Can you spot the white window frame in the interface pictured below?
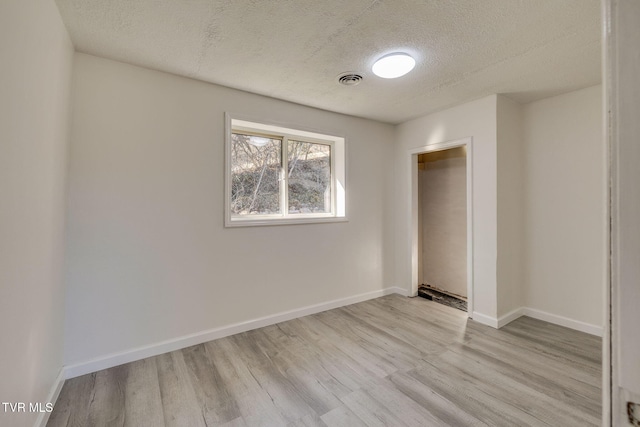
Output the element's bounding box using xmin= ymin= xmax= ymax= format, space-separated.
xmin=225 ymin=114 xmax=347 ymax=227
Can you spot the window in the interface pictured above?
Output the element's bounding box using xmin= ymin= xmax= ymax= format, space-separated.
xmin=225 ymin=116 xmax=346 ymax=226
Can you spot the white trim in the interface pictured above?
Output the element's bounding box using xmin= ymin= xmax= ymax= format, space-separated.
xmin=60 ymin=288 xmax=603 ymax=381
xmin=408 ymin=137 xmax=474 ymax=317
xmin=34 ymin=368 xmax=65 ymax=427
xmin=389 ymin=286 xmax=412 ymax=297
xmin=602 ymin=0 xmax=640 ymax=424
xmin=497 ymin=307 xmax=525 ymax=328
xmin=522 ymin=307 xmax=603 ymax=337
xmin=63 ymin=287 xmax=405 ymax=379
xmin=473 ymin=307 xmax=602 ymax=337
xmin=225 ymin=216 xmax=348 ymax=228
xmin=601 ymin=0 xmax=612 ymax=418
xmin=471 ymin=311 xmax=498 ymax=328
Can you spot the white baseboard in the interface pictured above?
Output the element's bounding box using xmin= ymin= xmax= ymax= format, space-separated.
xmin=497 ymin=307 xmax=525 ymax=328
xmin=64 ymin=287 xmax=403 ymax=379
xmin=521 ymin=307 xmax=603 ymax=337
xmin=62 ymin=290 xmax=603 ymax=380
xmin=471 ymin=311 xmax=498 ymax=328
xmin=474 ymin=306 xmax=602 ymax=336
xmin=388 ymin=286 xmax=411 ymax=297
xmin=35 ymin=368 xmax=65 ymax=427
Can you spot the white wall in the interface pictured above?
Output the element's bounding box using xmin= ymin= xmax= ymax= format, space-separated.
xmin=522 ymin=85 xmax=604 ymax=328
xmin=419 ymin=149 xmax=467 ymax=297
xmin=0 ymin=1 xmax=73 ymax=426
xmin=496 ymin=96 xmax=524 ymax=317
xmin=64 ymin=53 xmax=395 ymax=366
xmin=395 ymin=95 xmax=498 ymax=320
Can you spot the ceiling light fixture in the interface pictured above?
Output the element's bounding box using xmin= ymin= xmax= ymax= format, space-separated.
xmin=372 ymin=53 xmax=416 ymax=79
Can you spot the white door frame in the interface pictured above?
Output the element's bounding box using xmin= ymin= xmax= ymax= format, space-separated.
xmin=604 ymin=0 xmax=640 ymax=425
xmin=408 ymin=137 xmax=474 ymax=317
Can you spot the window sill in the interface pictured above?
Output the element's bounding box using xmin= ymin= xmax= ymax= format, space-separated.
xmin=225 ymin=216 xmax=348 ymax=228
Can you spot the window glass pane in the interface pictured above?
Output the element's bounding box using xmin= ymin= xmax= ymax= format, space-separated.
xmin=231 ymin=133 xmax=282 ymax=216
xmin=287 ymin=141 xmax=331 ymax=214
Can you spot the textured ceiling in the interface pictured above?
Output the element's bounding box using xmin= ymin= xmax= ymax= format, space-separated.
xmin=55 ymin=0 xmax=601 ymax=124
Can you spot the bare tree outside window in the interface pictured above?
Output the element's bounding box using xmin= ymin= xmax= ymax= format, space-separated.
xmin=230 ymin=133 xmax=281 ymax=215
xmin=227 ymin=120 xmax=343 ymax=226
xmin=287 ymin=141 xmax=331 ymax=214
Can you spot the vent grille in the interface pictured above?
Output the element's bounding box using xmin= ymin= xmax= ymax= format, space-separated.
xmin=338 ymin=73 xmax=363 ymax=86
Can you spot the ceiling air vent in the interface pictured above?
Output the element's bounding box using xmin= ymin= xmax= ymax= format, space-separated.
xmin=338 ymin=73 xmax=363 ymax=86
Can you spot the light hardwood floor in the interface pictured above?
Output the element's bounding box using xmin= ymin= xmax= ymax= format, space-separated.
xmin=48 ymin=295 xmax=602 ymax=426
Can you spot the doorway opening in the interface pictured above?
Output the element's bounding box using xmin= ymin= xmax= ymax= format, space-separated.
xmin=410 ymin=138 xmax=473 ymax=316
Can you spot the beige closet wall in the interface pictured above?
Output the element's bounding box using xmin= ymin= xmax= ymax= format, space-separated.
xmin=418 ymin=148 xmax=467 ymax=297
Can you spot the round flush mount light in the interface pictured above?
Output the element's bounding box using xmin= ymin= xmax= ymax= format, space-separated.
xmin=372 ymin=53 xmax=416 ymax=79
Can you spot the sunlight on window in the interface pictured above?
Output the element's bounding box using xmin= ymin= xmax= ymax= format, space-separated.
xmin=226 ymin=116 xmax=346 ymax=227
xmin=230 ymin=133 xmax=282 ymax=216
xmin=287 ymin=141 xmax=331 ymax=214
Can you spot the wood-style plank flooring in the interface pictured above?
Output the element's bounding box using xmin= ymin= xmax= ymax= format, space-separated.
xmin=48 ymin=295 xmax=602 ymax=426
